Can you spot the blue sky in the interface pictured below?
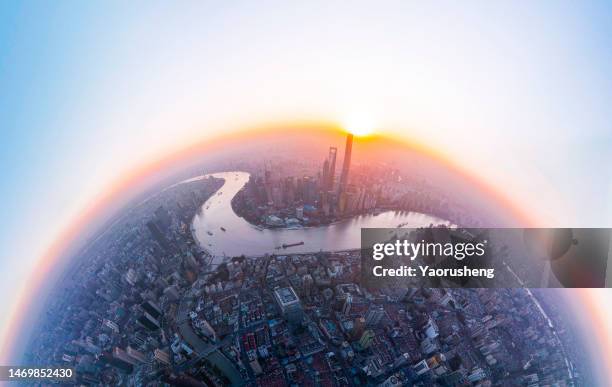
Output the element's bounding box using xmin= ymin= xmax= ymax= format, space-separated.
xmin=1 ymin=0 xmax=612 ymax=360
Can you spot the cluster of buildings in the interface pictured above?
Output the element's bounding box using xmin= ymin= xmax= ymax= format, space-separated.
xmin=25 ymin=176 xmax=229 ymax=385
xmin=179 ymin=249 xmax=582 ymax=386
xmin=23 ymin=160 xmax=588 ymax=386
xmin=233 ymin=133 xmax=479 ymax=229
xmin=233 ymin=133 xmax=374 ymax=228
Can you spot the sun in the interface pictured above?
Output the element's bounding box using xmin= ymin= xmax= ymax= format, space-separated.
xmin=342 ymin=115 xmax=376 ymax=137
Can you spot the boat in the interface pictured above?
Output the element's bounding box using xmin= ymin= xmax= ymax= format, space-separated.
xmin=220 ymin=227 xmax=226 ymax=232
xmin=282 ymin=241 xmax=304 ymax=249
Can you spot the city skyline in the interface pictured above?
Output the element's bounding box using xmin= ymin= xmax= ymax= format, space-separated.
xmin=1 ymin=124 xmax=611 ymax=384
xmin=19 ymin=162 xmax=594 ymax=385
xmin=1 ymin=1 xmax=612 ymax=384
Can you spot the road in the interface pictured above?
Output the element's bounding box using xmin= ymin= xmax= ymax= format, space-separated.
xmin=176 ymin=291 xmax=245 ymax=386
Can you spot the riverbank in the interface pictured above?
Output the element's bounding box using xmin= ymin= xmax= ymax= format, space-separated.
xmin=190 ymin=171 xmax=450 ymax=260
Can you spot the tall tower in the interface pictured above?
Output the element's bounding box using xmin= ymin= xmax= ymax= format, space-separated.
xmin=264 ymin=160 xmax=273 ymax=206
xmin=321 ymin=159 xmax=330 ymax=190
xmin=338 ymin=133 xmax=353 ymax=194
xmin=327 ymin=146 xmax=337 ymax=190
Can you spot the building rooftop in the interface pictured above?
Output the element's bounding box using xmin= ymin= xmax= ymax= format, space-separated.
xmin=274 ymin=287 xmax=299 ymax=305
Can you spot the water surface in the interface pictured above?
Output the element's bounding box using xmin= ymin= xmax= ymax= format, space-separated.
xmin=191 ymin=171 xmax=449 ymax=259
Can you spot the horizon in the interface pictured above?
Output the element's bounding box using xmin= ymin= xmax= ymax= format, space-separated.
xmin=1 ymin=1 xmax=611 ymax=385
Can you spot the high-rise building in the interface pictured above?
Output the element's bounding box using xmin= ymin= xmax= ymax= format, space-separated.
xmin=142 ymin=300 xmax=162 ymax=319
xmin=327 ymin=146 xmax=337 ymax=190
xmin=164 ymin=285 xmax=180 ymax=301
xmin=274 ymin=286 xmax=303 ymax=324
xmin=413 ymin=359 xmax=430 ymax=376
xmin=124 ymin=268 xmax=139 ymax=286
xmin=353 ymin=317 xmax=366 ymax=339
xmin=301 ymin=176 xmax=317 ymax=204
xmin=113 ymin=347 xmax=138 ymax=366
xmin=102 ymin=319 xmax=119 ymax=334
xmin=138 ymin=312 xmax=161 ymax=331
xmin=199 ymin=319 xmax=217 ymax=341
xmin=338 ymin=133 xmax=353 ymax=195
xmin=126 ymin=346 xmax=147 ymax=364
xmin=147 ymin=220 xmax=170 ymax=251
xmin=423 ymin=317 xmax=439 ymax=339
xmin=359 ymin=329 xmax=375 ymax=349
xmin=320 ymin=190 xmax=331 ymax=216
xmin=107 ymin=349 xmax=134 ymax=372
xmin=271 ymin=185 xmax=283 ymax=208
xmin=264 ymin=164 xmax=273 ymax=206
xmin=365 ymin=305 xmax=385 ymax=326
xmin=154 ymin=348 xmax=171 ymax=365
xmin=468 ymin=367 xmax=487 ymax=383
xmin=283 ymin=176 xmax=296 ymax=205
xmin=379 ymin=373 xmax=403 ymax=387
xmin=393 ymin=353 xmax=411 ymax=369
xmin=322 ymin=159 xmax=330 ymax=191
xmin=342 ymin=294 xmax=353 ymax=316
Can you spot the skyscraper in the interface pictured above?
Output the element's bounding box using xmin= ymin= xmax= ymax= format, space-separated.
xmin=327 ymin=146 xmax=337 ymax=190
xmin=154 ymin=349 xmax=171 ymax=365
xmin=274 ymin=286 xmax=303 ymax=324
xmin=322 ymin=158 xmax=330 ymax=190
xmin=365 ymin=305 xmax=384 ymax=326
xmin=342 ymin=293 xmax=353 ymax=316
xmin=138 ymin=312 xmax=161 ymax=331
xmin=264 ymin=162 xmax=273 ymax=206
xmin=359 ymin=329 xmax=375 ymax=349
xmin=338 ymin=133 xmax=353 ymax=195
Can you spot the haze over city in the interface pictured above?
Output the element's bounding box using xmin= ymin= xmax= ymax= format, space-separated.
xmin=1 ymin=1 xmax=612 ymax=385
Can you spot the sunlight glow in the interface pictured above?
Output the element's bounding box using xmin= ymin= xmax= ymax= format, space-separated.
xmin=342 ymin=115 xmax=376 ymax=137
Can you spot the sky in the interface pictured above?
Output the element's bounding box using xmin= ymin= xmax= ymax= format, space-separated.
xmin=1 ymin=0 xmax=611 ymax=370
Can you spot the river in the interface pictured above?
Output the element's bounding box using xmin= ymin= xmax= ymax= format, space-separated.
xmin=190 ymin=171 xmax=449 ymax=260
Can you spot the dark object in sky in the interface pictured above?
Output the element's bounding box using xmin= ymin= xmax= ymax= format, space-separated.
xmin=524 ymin=228 xmax=611 ymax=287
